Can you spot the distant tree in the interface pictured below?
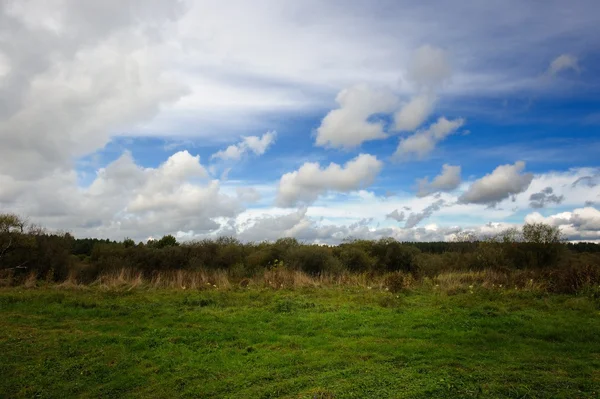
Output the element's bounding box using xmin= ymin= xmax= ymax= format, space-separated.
xmin=154 ymin=234 xmax=179 ymax=249
xmin=521 ymin=223 xmax=563 ymax=244
xmin=123 ymin=238 xmax=135 ymax=248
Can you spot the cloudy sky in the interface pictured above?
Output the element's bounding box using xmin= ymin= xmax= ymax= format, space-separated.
xmin=1 ymin=0 xmax=599 ymax=243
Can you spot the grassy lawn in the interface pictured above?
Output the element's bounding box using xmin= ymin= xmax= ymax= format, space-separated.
xmin=1 ymin=287 xmax=599 ymax=398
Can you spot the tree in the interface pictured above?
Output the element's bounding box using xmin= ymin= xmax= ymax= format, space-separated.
xmin=522 ymin=223 xmax=563 ymax=244
xmin=154 ymin=234 xmax=179 ymax=249
xmin=0 ymin=214 xmax=33 ymax=267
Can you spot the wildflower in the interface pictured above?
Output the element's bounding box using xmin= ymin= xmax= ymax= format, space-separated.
xmin=367 ymin=286 xmax=372 ymax=290
xmin=469 ymin=285 xmax=474 ymax=289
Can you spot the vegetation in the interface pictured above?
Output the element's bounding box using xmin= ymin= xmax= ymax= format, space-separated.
xmin=2 ymin=213 xmax=599 ymax=291
xmin=1 ymin=286 xmax=599 ymax=398
xmin=1 ymin=213 xmax=600 ymax=397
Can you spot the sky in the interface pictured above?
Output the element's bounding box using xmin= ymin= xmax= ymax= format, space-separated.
xmin=1 ymin=0 xmax=600 ymax=243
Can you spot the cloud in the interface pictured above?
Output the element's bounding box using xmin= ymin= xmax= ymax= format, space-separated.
xmin=394 ymin=93 xmax=437 ymax=132
xmin=276 ymin=154 xmax=383 ymax=207
xmin=407 ymin=45 xmax=452 ymax=89
xmin=526 ymin=207 xmax=600 ymax=241
xmin=0 ymin=150 xmax=241 ymax=241
xmin=416 ymin=164 xmax=461 ymax=197
xmin=459 ymin=161 xmax=533 ymax=206
xmin=405 ymin=199 xmax=446 ymax=228
xmin=572 ymin=174 xmax=599 ymax=188
xmin=386 ymin=209 xmax=405 ymax=222
xmin=394 ymin=117 xmax=465 ymax=160
xmin=0 ymin=0 xmax=187 ymax=180
xmin=236 ymin=207 xmax=462 ymax=244
xmin=315 ymin=84 xmax=398 ymax=149
xmin=212 ymin=131 xmax=276 ymax=161
xmin=529 ymin=187 xmax=564 ymax=209
xmin=547 ymin=54 xmax=580 ymax=76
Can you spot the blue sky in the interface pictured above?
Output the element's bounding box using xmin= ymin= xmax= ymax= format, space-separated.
xmin=1 ymin=0 xmax=599 ymax=242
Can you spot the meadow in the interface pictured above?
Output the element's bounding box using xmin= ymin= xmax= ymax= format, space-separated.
xmin=2 ymin=215 xmax=600 ymax=397
xmin=1 ymin=281 xmax=599 ymax=398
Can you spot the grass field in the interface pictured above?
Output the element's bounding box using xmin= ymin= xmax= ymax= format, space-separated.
xmin=1 ymin=286 xmax=599 ymax=398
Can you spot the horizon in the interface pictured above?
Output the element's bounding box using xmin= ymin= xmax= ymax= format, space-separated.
xmin=1 ymin=0 xmax=599 ymax=244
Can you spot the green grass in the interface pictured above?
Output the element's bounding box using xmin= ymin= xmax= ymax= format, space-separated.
xmin=1 ymin=287 xmax=599 ymax=398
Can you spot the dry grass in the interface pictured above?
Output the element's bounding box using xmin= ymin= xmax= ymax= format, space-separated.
xmin=2 ymin=266 xmax=598 ymax=295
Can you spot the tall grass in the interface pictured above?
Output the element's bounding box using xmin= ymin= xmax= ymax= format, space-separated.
xmin=5 ymin=265 xmax=599 ymax=296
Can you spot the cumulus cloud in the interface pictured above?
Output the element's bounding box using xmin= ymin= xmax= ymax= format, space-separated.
xmin=386 ymin=209 xmax=405 ymax=222
xmin=314 ymin=85 xmax=398 ymax=149
xmin=529 ymin=187 xmax=564 ymax=209
xmin=460 ymin=161 xmax=533 ymax=206
xmin=547 ymin=54 xmax=580 ymax=76
xmin=212 ymin=131 xmax=276 ymax=161
xmin=405 ymin=199 xmax=446 ymax=228
xmin=394 ymin=117 xmax=465 ymax=160
xmin=394 ymin=93 xmax=437 ymax=132
xmin=0 ymin=150 xmax=241 ymax=241
xmin=416 ymin=164 xmax=461 ymax=197
xmin=0 ymin=0 xmax=187 ymax=180
xmin=393 ymin=45 xmax=452 ymax=132
xmin=277 ymin=154 xmax=383 ymax=207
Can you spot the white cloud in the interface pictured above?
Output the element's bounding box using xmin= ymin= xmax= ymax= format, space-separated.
xmin=526 ymin=207 xmax=600 ymax=241
xmin=277 ymin=154 xmax=383 ymax=207
xmin=315 ymin=85 xmax=398 ymax=148
xmin=547 ymin=54 xmax=580 ymax=76
xmin=460 ymin=161 xmax=533 ymax=206
xmin=417 ymin=164 xmax=462 ymax=197
xmin=0 ymin=0 xmax=187 ymax=179
xmin=394 ymin=117 xmax=465 ymax=160
xmin=393 ymin=93 xmax=437 ymax=132
xmin=212 ymin=131 xmax=276 ymax=161
xmin=0 ymin=150 xmax=241 ymax=241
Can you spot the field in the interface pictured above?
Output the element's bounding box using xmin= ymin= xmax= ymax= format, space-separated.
xmin=1 ymin=286 xmax=599 ymax=398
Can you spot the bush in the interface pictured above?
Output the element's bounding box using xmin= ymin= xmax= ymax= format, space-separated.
xmin=336 ymin=245 xmax=376 ymax=272
xmin=285 ymin=245 xmax=342 ymax=275
xmin=384 ymin=272 xmax=408 ymax=293
xmin=374 ymin=240 xmax=421 ymax=273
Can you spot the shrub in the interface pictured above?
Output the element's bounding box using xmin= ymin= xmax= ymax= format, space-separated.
xmin=285 ymin=245 xmax=342 ymax=275
xmin=384 ymin=272 xmax=407 ymax=293
xmin=375 ymin=240 xmax=421 ymax=273
xmin=336 ymin=245 xmax=376 ymax=272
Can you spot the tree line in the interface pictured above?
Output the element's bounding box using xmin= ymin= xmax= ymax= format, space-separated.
xmin=1 ymin=213 xmax=599 ymax=284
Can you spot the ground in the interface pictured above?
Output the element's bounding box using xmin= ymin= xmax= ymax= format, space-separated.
xmin=1 ymin=287 xmax=599 ymax=398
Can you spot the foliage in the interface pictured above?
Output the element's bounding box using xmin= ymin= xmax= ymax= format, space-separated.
xmin=1 ymin=213 xmax=599 ymax=285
